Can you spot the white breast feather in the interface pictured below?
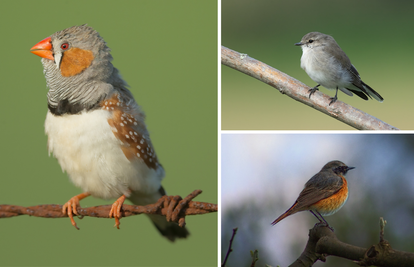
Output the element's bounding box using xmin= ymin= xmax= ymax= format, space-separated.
xmin=45 ymin=109 xmax=163 ymax=199
xmin=300 ymin=46 xmax=352 ymax=90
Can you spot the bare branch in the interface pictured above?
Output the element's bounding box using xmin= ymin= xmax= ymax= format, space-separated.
xmin=0 ymin=190 xmax=216 ymax=228
xmin=222 ymin=227 xmax=238 ymax=267
xmin=221 ymin=46 xmax=398 ymax=130
xmin=379 ymin=217 xmax=387 ymax=243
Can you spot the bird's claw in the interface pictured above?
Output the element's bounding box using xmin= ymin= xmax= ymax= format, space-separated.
xmin=328 ymin=96 xmax=338 ymax=106
xmin=62 ymin=198 xmax=81 ymax=230
xmin=109 ymin=195 xmax=127 ymax=229
xmin=308 ymin=87 xmax=319 ymax=98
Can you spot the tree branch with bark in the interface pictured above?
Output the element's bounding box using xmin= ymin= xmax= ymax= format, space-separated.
xmin=222 ymin=218 xmax=414 ymax=267
xmin=221 ymin=46 xmax=398 ymax=130
xmin=290 ymin=218 xmax=414 ymax=267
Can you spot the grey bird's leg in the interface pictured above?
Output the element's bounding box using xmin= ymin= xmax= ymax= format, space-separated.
xmin=328 ymin=87 xmax=339 ymax=106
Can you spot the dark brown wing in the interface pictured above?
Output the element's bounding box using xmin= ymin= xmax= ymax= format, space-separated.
xmin=294 ymin=172 xmax=344 ymax=211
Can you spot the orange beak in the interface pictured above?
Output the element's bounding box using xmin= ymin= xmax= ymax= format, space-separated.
xmin=30 ymin=37 xmax=54 ymax=60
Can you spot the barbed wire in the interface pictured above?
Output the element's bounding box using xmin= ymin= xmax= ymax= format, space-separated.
xmin=0 ymin=190 xmax=216 ymax=228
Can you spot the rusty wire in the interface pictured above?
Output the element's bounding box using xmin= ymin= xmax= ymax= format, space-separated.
xmin=0 ymin=190 xmax=216 ymax=228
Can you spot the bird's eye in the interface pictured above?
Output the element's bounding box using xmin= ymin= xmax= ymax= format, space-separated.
xmin=309 ymin=39 xmax=314 ymax=43
xmin=61 ymin=43 xmax=69 ymax=50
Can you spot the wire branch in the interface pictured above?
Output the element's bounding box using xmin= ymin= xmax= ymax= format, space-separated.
xmin=0 ymin=190 xmax=216 ymax=228
xmin=221 ymin=46 xmax=398 ymax=130
xmin=289 ymin=218 xmax=414 ymax=267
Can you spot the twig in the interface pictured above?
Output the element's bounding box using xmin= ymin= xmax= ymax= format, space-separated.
xmin=0 ymin=190 xmax=216 ymax=228
xmin=379 ymin=217 xmax=387 ymax=243
xmin=221 ymin=46 xmax=398 ymax=130
xmin=250 ymin=249 xmax=259 ymax=267
xmin=222 ymin=227 xmax=238 ymax=267
xmin=358 ymin=217 xmax=395 ymax=266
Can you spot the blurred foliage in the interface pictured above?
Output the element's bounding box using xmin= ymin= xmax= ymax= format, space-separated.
xmin=222 ymin=0 xmax=414 ymax=130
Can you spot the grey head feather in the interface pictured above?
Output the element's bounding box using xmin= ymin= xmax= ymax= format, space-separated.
xmin=43 ymin=24 xmax=134 ymax=112
xmin=301 ymin=32 xmax=353 ymax=70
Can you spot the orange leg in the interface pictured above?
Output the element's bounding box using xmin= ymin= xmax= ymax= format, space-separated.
xmin=62 ymin=192 xmax=91 ymax=230
xmin=109 ymin=194 xmax=127 ymax=229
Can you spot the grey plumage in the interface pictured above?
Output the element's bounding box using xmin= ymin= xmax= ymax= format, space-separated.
xmin=296 ymin=32 xmax=383 ymax=104
xmin=43 ymin=25 xmax=132 ymax=112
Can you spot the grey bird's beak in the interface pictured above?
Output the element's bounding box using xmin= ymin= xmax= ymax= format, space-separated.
xmin=294 ymin=42 xmax=303 ymax=46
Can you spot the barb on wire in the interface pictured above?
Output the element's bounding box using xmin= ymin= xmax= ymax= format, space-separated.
xmin=0 ymin=190 xmax=216 ymax=228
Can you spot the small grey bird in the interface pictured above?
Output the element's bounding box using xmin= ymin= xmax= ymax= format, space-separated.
xmin=295 ymin=32 xmax=383 ymax=105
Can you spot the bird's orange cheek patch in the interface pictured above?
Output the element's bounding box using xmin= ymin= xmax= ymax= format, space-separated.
xmin=60 ymin=48 xmax=94 ymax=77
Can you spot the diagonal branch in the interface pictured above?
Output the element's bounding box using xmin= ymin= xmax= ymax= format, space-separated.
xmin=221 ymin=46 xmax=398 ymax=130
xmin=0 ymin=190 xmax=216 ymax=228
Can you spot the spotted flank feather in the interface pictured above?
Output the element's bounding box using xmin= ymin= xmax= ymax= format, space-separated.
xmin=101 ymin=93 xmax=160 ymax=170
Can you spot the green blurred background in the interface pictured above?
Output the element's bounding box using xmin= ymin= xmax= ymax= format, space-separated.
xmin=222 ymin=0 xmax=414 ymax=130
xmin=0 ymin=1 xmax=217 ymax=266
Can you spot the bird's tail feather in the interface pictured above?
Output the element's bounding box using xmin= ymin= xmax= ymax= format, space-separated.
xmin=271 ymin=202 xmax=299 ymax=226
xmin=147 ymin=214 xmax=189 ymax=242
xmin=362 ymin=81 xmax=384 ymax=102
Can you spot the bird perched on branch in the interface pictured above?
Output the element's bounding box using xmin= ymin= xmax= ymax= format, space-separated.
xmin=271 ymin=160 xmax=355 ymax=229
xmin=30 ymin=24 xmax=189 ymax=241
xmin=295 ymin=32 xmax=384 ymax=105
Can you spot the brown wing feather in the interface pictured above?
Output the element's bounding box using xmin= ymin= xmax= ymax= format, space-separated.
xmin=101 ymin=92 xmax=161 ymax=170
xmin=293 ymin=172 xmax=344 ymax=211
xmin=271 ymin=175 xmax=343 ymax=225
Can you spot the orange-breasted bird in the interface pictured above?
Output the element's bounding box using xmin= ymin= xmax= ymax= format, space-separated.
xmin=271 ymin=160 xmax=355 ymax=229
xmin=30 ymin=25 xmax=189 ymax=241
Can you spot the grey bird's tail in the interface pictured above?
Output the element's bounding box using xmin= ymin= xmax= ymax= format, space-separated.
xmin=128 ymin=187 xmax=189 ymax=242
xmin=361 ymin=81 xmax=384 ymax=102
xmin=347 ymin=64 xmax=384 ymax=102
